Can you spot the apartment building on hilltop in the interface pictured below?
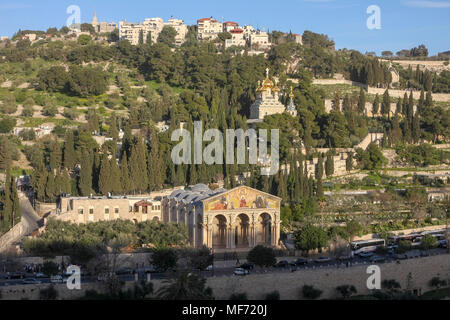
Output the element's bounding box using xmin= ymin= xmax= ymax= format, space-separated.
xmin=119 ymin=17 xmax=187 ymax=45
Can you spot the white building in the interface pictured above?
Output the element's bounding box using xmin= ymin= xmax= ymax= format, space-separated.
xmin=225 ymin=28 xmax=246 ymax=48
xmin=197 ymin=17 xmax=223 ymax=40
xmin=119 ymin=17 xmax=187 ymax=45
xmin=164 ymin=18 xmax=188 ymax=46
xmin=224 ymin=21 xmax=239 ymax=32
xmin=249 ymin=30 xmax=271 ymax=50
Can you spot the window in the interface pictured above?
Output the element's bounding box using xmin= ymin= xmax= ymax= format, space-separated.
xmin=115 ymin=208 xmax=119 ymax=214
xmin=142 ymin=206 xmax=148 ymax=214
xmin=89 ymin=208 xmax=94 ymax=214
xmin=105 ymin=207 xmax=110 ymax=214
xmin=78 ymin=208 xmax=84 ymax=214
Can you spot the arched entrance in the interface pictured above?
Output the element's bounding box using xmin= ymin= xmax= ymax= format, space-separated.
xmin=258 ymin=213 xmax=272 ymax=245
xmin=212 ymin=215 xmax=227 ymax=249
xmin=235 ymin=214 xmax=250 ymax=248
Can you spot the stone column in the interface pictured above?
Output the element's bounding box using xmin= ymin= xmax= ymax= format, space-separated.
xmin=192 ymin=213 xmax=197 ymax=248
xmin=230 ymin=225 xmax=236 ymax=249
xmin=226 ymin=226 xmax=232 ymax=249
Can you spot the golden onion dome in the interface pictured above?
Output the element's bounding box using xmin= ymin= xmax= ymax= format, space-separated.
xmin=272 ymin=80 xmax=280 ymax=93
xmin=289 ymin=86 xmax=294 ymax=98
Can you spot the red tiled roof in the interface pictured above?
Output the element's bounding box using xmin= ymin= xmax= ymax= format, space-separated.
xmin=224 ymin=21 xmax=238 ymax=25
xmin=230 ymin=28 xmax=243 ymax=33
xmin=135 ymin=200 xmax=153 ymax=207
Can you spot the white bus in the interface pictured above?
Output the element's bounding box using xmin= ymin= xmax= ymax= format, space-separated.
xmin=350 ymin=239 xmax=386 ymax=256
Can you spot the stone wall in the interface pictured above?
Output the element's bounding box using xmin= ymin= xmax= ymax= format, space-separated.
xmin=34 ymin=201 xmax=57 ymax=217
xmin=0 ymin=221 xmax=24 ymax=252
xmin=205 ymin=254 xmax=450 ymax=300
xmin=1 ymin=254 xmax=448 ymax=300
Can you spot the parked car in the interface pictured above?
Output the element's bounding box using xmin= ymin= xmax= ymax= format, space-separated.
xmin=314 ymin=256 xmax=331 ymax=263
xmin=370 ymin=255 xmax=385 ymax=263
xmin=204 ymin=265 xmax=213 ymax=271
xmin=7 ymin=272 xmax=26 ymax=279
xmin=393 ymin=253 xmax=408 ymax=260
xmin=406 ymin=250 xmax=421 ymax=259
xmin=34 ymin=272 xmax=47 ymax=278
xmin=274 ymin=260 xmax=289 ymax=268
xmin=233 ymin=268 xmax=249 ymax=276
xmin=115 ymin=268 xmax=134 ymax=275
xmin=292 ymin=258 xmax=309 ymax=266
xmin=358 ymin=252 xmax=374 ymax=258
xmin=50 ymin=275 xmax=63 ymax=283
xmin=239 ymin=263 xmax=254 ymax=270
xmin=97 ymin=272 xmax=114 ymax=281
xmin=22 ymin=278 xmax=42 ymax=285
xmin=438 ymin=240 xmax=448 ymax=248
xmin=337 ymin=255 xmax=352 ymax=261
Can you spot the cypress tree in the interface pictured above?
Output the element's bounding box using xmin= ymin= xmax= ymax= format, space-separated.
xmin=402 ymin=92 xmax=408 ymax=116
xmin=412 ymin=114 xmax=421 ymax=143
xmin=418 ymin=89 xmax=425 ymax=114
xmin=108 ymin=113 xmax=119 ymax=140
xmin=148 ymin=130 xmax=165 ymax=191
xmin=78 ymin=151 xmax=92 ymax=196
xmin=325 ymin=153 xmax=334 ymax=177
xmin=63 ymin=130 xmax=76 ymax=169
xmin=99 ymin=155 xmax=112 ymax=195
xmin=425 ymin=90 xmax=433 ymax=107
xmin=372 ymin=94 xmax=380 ymax=117
xmin=2 ymin=167 xmax=12 ymax=229
xmin=381 ymin=89 xmax=390 ymax=118
xmin=316 ymin=153 xmax=324 ymax=180
xmin=10 ymin=175 xmax=20 ymax=226
xmin=49 ymin=140 xmax=62 ymax=172
xmin=61 ymin=170 xmax=71 ymax=194
xmin=346 ymin=152 xmax=353 ymax=172
xmin=120 ymin=156 xmax=131 ymax=194
xmin=357 ymin=87 xmax=366 ymax=114
xmin=45 ymin=172 xmax=56 ymax=202
xmin=110 ymin=158 xmax=122 ymax=194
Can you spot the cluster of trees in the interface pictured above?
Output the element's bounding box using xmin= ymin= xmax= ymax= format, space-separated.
xmin=37 ymin=65 xmax=108 ymax=97
xmin=396 ymin=44 xmax=428 ymax=58
xmin=22 ymin=219 xmax=188 ymax=261
xmin=349 ymin=51 xmax=392 ymax=87
xmin=395 ymin=143 xmax=448 ymax=167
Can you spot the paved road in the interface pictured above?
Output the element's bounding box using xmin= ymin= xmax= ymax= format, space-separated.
xmin=1 ymin=249 xmax=447 ymax=287
xmin=18 ymin=192 xmax=42 ymax=235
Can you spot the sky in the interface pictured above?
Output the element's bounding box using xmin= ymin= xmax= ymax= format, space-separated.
xmin=0 ymin=0 xmax=449 ymax=55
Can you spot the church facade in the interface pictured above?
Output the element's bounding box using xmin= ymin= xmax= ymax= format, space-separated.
xmin=249 ymin=69 xmax=297 ymax=120
xmin=161 ymin=185 xmax=281 ymax=251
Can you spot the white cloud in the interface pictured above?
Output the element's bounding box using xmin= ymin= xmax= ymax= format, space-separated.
xmin=403 ymin=1 xmax=450 ymax=8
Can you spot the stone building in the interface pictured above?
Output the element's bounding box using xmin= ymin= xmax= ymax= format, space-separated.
xmin=249 ymin=30 xmax=270 ymax=50
xmin=57 ymin=196 xmax=161 ymax=224
xmin=119 ymin=17 xmax=187 ymax=45
xmin=249 ymin=69 xmax=286 ymax=120
xmin=197 ymin=17 xmax=223 ymax=40
xmin=225 ymin=28 xmax=246 ymax=48
xmin=165 ymin=18 xmax=188 ymax=46
xmin=91 ymin=10 xmax=117 ymax=34
xmin=162 ymin=184 xmax=281 ymax=251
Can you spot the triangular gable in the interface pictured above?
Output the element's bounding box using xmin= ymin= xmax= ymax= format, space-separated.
xmin=202 ymin=186 xmax=281 ymax=211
